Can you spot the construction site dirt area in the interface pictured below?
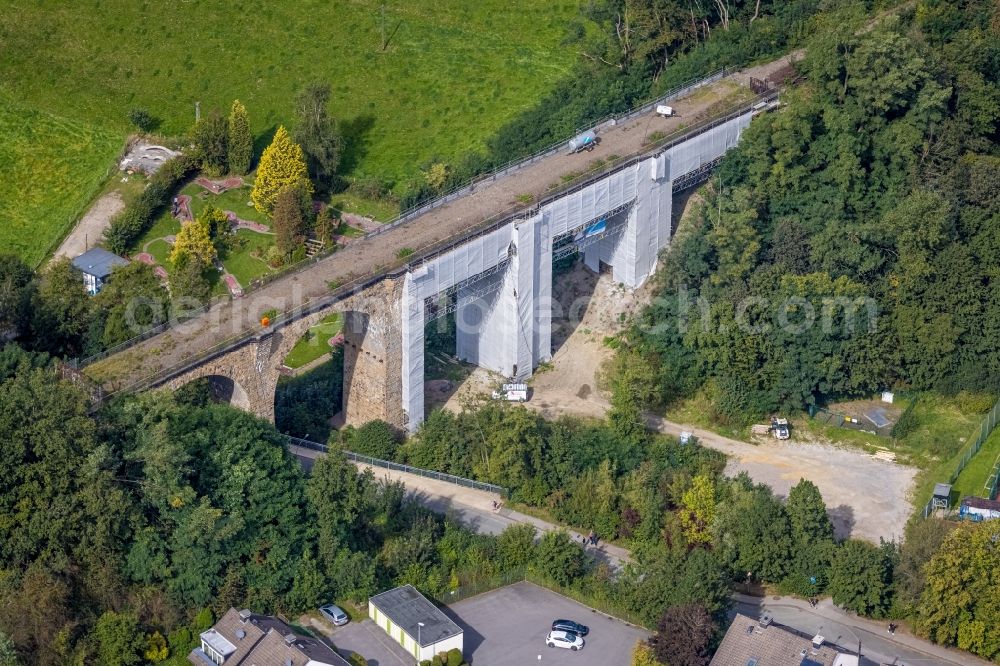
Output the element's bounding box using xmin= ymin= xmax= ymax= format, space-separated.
xmin=825 ymin=398 xmax=904 ymax=430
xmin=431 ymin=260 xmax=917 ymax=544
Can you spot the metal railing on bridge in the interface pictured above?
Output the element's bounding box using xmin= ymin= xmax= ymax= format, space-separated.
xmin=89 ymin=90 xmax=778 ymax=398
xmin=282 ymin=434 xmax=509 ymax=497
xmin=75 ymin=67 xmax=730 ymax=371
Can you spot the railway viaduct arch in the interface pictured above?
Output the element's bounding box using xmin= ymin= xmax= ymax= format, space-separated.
xmin=163 ymin=278 xmax=405 ymax=427
xmin=125 ymin=101 xmax=772 ymax=432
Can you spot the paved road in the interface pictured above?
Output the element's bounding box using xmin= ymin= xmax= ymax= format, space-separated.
xmin=84 ymin=56 xmax=799 ymax=390
xmin=287 ymin=444 xmax=974 ymax=665
xmin=732 ymin=593 xmax=986 ymax=666
xmin=288 ymin=444 xmax=631 ymax=569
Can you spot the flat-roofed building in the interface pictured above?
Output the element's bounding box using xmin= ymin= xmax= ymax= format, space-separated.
xmin=368 ymin=584 xmax=464 ymax=662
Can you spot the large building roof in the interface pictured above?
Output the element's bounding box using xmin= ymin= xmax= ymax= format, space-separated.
xmin=71 ymin=247 xmax=128 ymax=279
xmin=369 ymin=584 xmax=463 ymax=647
xmin=189 ymin=608 xmax=350 ymax=666
xmin=711 ymin=613 xmax=843 ymax=666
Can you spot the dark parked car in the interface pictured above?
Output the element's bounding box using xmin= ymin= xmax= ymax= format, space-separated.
xmin=552 ymin=619 xmax=589 ymax=636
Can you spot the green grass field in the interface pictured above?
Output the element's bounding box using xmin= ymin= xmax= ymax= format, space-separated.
xmin=1 ymin=0 xmax=582 ymax=263
xmin=952 ymin=429 xmax=1000 ymax=501
xmin=186 ymin=182 xmax=270 ymax=227
xmin=283 ymin=314 xmax=343 ymax=369
xmin=0 ymin=93 xmax=121 ymax=266
xmin=224 ymin=230 xmax=274 ymax=286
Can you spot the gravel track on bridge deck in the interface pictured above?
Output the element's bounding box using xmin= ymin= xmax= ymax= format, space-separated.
xmin=86 ymin=56 xmax=800 ymax=388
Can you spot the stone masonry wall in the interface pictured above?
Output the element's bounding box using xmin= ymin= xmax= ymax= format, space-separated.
xmin=161 ymin=276 xmax=406 ymax=430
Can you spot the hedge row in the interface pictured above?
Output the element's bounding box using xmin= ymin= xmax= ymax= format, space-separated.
xmin=398 ymin=0 xmax=821 ymax=211
xmin=104 ymin=154 xmax=198 ymax=255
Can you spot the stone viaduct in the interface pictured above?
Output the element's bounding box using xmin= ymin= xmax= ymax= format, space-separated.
xmin=147 ymin=101 xmax=773 ymax=432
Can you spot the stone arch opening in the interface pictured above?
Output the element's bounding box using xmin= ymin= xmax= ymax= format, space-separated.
xmin=198 ymin=374 xmax=251 ymax=411
xmin=273 ymin=306 xmax=397 ymax=440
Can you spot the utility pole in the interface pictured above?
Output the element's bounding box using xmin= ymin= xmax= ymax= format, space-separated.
xmin=195 ymin=101 xmax=201 ymax=123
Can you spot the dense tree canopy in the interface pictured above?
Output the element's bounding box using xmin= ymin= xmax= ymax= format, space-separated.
xmin=617 ymin=1 xmax=1000 ymax=418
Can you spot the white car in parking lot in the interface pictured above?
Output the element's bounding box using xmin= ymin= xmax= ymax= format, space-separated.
xmin=546 ymin=630 xmax=585 ymax=651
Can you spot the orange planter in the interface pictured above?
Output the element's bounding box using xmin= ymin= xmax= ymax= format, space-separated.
xmin=261 ymin=316 xmax=270 ymax=327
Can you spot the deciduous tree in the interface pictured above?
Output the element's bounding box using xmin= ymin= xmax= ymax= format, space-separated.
xmin=30 ymin=257 xmax=91 ymax=356
xmin=679 ymin=474 xmax=715 ymax=545
xmin=94 ymin=611 xmax=145 ymax=666
xmin=0 ymin=255 xmax=33 ymax=338
xmin=191 ymin=109 xmax=229 ymax=177
xmin=630 ymin=640 xmax=661 ymax=666
xmin=918 ymin=521 xmax=1000 ymax=658
xmin=95 ymin=262 xmax=169 ymax=348
xmin=649 ymin=603 xmax=714 ymax=666
xmin=293 ymin=83 xmax=342 ymax=188
xmin=0 ymin=631 xmax=19 ymax=666
xmin=533 ymin=531 xmax=585 ymax=585
xmin=829 ymin=540 xmax=895 ymax=617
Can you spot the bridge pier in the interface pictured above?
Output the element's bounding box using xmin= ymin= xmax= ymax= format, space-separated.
xmin=141 ymin=108 xmax=762 ymax=435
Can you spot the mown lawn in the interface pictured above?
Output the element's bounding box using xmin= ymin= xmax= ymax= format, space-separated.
xmin=223 ymin=230 xmax=274 ymax=286
xmin=2 ymin=0 xmax=582 ymax=204
xmin=0 ymin=93 xmax=121 ymax=266
xmin=952 ymin=428 xmax=1000 ymax=501
xmin=330 ymin=191 xmax=401 ymax=222
xmin=283 ymin=314 xmax=343 ymax=369
xmin=185 ymin=181 xmax=270 ymax=227
xmin=145 ymin=239 xmax=172 ymax=267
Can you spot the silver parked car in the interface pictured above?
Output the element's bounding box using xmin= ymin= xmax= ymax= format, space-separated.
xmin=319 ymin=604 xmax=349 ymax=626
xmin=546 ymin=630 xmax=585 ymax=651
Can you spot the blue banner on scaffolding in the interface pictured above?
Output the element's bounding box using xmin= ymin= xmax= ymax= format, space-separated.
xmin=575 ymin=218 xmax=606 ymax=241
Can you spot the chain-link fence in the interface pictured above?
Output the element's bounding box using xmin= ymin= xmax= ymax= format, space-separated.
xmin=922 ymin=396 xmax=1000 ymax=518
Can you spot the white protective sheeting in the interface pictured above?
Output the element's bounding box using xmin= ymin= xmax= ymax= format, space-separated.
xmin=455 ymin=268 xmax=515 ymax=374
xmin=401 ymin=271 xmax=425 ymax=430
xmin=664 ymin=112 xmax=752 ymax=181
xmin=408 ymin=223 xmax=515 ymax=302
xmin=610 ymin=158 xmax=673 ymax=287
xmin=530 ymin=213 xmax=553 ymax=365
xmin=543 ymin=167 xmax=639 ymax=238
xmin=399 ymin=110 xmax=758 ymax=430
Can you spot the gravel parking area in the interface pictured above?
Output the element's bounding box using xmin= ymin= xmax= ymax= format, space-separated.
xmin=450 ymin=581 xmax=648 ymax=665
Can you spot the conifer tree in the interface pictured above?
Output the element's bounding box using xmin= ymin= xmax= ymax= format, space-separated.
xmin=228 ymin=100 xmax=253 ymax=175
xmin=272 ymin=186 xmax=307 ymax=255
xmin=251 ymin=126 xmax=312 ymax=215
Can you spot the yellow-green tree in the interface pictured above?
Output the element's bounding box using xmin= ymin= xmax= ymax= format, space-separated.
xmin=630 ymin=640 xmax=662 ymax=666
xmin=679 ymin=474 xmax=715 ymax=545
xmin=424 ymin=162 xmax=449 ymax=190
xmin=251 ymin=126 xmax=313 ymax=215
xmin=170 ymin=219 xmax=216 ymax=267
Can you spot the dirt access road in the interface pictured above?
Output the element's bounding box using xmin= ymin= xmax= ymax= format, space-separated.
xmin=439 ymin=257 xmax=917 ymax=544
xmin=53 ymin=190 xmax=125 ymax=261
xmin=85 ymin=55 xmax=797 ymax=388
